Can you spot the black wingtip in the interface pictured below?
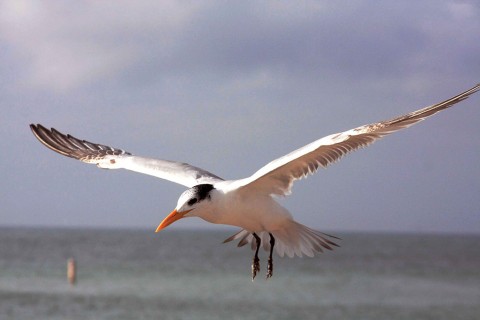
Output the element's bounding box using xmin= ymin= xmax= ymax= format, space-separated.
xmin=30 ymin=123 xmax=49 ymax=136
xmin=30 ymin=123 xmax=77 ymax=158
xmin=30 ymin=123 xmax=132 ymax=160
xmin=29 ymin=123 xmax=38 ymax=132
xmin=29 ymin=123 xmax=43 ymax=141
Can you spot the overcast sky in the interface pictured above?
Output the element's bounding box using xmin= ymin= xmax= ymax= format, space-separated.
xmin=1 ymin=0 xmax=479 ymax=233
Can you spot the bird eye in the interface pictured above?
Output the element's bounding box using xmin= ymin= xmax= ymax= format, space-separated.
xmin=187 ymin=198 xmax=198 ymax=206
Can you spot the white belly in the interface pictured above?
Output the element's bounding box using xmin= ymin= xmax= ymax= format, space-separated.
xmin=208 ymin=192 xmax=293 ymax=232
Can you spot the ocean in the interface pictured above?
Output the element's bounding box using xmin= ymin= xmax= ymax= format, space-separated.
xmin=0 ymin=228 xmax=479 ymax=320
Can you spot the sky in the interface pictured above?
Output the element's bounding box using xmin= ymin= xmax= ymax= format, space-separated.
xmin=1 ymin=0 xmax=479 ymax=233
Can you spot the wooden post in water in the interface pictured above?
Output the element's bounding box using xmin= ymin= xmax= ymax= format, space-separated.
xmin=67 ymin=258 xmax=76 ymax=285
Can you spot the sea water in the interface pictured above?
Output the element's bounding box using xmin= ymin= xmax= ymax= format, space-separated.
xmin=0 ymin=228 xmax=479 ymax=320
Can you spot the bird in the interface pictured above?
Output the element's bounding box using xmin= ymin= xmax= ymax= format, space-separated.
xmin=30 ymin=84 xmax=479 ymax=280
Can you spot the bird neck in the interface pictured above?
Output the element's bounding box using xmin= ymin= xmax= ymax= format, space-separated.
xmin=192 ymin=189 xmax=225 ymax=225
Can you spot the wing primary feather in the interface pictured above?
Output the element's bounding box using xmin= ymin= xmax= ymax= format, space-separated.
xmin=50 ymin=128 xmax=80 ymax=151
xmin=30 ymin=124 xmax=132 ymax=161
xmin=31 ymin=124 xmax=74 ymax=158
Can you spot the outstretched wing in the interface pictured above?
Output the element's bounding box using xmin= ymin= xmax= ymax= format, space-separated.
xmin=225 ymin=84 xmax=479 ymax=196
xmin=30 ymin=124 xmax=224 ymax=187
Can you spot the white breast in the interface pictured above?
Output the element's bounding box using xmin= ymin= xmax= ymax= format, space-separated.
xmin=202 ymin=188 xmax=293 ymax=232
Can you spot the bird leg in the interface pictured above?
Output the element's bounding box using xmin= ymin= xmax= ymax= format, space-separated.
xmin=251 ymin=233 xmax=261 ymax=281
xmin=266 ymin=233 xmax=275 ymax=279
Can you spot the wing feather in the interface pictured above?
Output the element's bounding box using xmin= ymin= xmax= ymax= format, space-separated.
xmin=30 ymin=124 xmax=223 ymax=187
xmin=226 ymin=84 xmax=480 ymax=196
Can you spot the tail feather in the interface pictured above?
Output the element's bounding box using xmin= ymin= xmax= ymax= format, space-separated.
xmin=222 ymin=221 xmax=340 ymax=258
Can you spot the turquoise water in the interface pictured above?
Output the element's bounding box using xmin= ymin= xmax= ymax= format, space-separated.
xmin=0 ymin=228 xmax=479 ymax=319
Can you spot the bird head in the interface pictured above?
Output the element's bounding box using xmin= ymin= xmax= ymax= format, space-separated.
xmin=155 ymin=184 xmax=215 ymax=232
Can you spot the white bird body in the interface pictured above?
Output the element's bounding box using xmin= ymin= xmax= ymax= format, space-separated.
xmin=30 ymin=84 xmax=479 ymax=278
xmin=202 ymin=187 xmax=292 ymax=231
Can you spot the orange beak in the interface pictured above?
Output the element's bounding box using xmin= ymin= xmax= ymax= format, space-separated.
xmin=155 ymin=209 xmax=192 ymax=232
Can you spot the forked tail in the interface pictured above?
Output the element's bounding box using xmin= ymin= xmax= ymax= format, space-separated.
xmin=223 ymin=221 xmax=340 ymax=258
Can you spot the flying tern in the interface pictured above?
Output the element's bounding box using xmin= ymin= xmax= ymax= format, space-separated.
xmin=30 ymin=84 xmax=479 ymax=280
